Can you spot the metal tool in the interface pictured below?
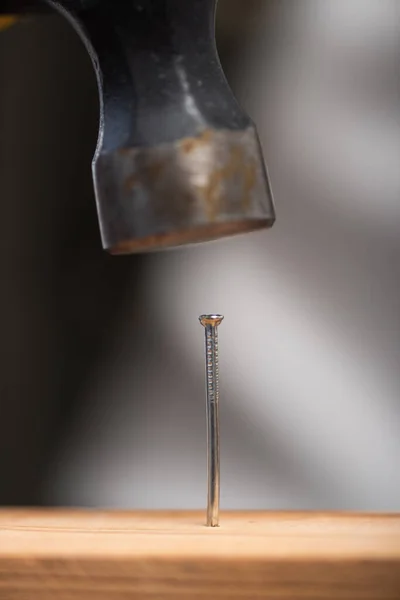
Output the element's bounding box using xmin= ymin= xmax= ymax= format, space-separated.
xmin=1 ymin=0 xmax=275 ymax=254
xmin=199 ymin=314 xmax=224 ymax=527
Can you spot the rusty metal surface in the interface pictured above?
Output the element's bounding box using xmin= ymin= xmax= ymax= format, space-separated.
xmin=95 ymin=127 xmax=274 ymax=253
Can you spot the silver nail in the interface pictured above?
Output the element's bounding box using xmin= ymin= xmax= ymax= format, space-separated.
xmin=199 ymin=314 xmax=224 ymax=527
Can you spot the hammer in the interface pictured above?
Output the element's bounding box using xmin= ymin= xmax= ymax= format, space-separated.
xmin=1 ymin=0 xmax=275 ymax=254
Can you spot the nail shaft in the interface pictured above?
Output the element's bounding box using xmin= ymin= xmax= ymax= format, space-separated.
xmin=199 ymin=314 xmax=224 ymax=527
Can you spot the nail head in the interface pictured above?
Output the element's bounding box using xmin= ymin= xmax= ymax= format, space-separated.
xmin=199 ymin=314 xmax=224 ymax=327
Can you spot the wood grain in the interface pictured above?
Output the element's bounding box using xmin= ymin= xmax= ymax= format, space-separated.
xmin=0 ymin=510 xmax=399 ymax=599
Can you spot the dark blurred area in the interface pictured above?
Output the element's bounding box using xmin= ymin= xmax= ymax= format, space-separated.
xmin=1 ymin=0 xmax=400 ymax=510
xmin=0 ymin=7 xmax=139 ymax=504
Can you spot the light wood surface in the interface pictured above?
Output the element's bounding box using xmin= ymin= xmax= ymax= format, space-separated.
xmin=1 ymin=510 xmax=400 ymax=599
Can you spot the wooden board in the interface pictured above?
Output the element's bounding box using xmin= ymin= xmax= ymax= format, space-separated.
xmin=1 ymin=510 xmax=400 ymax=599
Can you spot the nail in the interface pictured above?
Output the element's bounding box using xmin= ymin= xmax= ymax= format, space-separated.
xmin=199 ymin=314 xmax=224 ymax=527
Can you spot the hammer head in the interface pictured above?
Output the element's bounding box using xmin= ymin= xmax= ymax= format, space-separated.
xmin=52 ymin=0 xmax=275 ymax=253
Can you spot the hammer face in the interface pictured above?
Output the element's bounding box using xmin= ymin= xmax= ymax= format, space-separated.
xmin=95 ymin=127 xmax=274 ymax=254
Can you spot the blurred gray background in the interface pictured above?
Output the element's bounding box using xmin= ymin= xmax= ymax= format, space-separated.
xmin=1 ymin=0 xmax=399 ymax=510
